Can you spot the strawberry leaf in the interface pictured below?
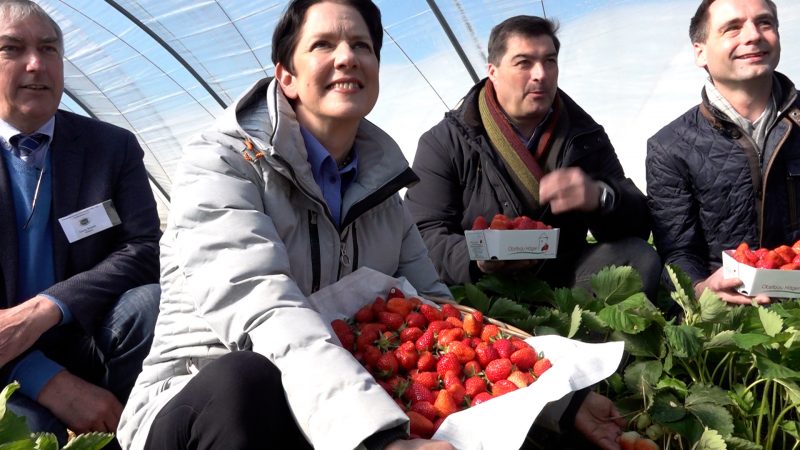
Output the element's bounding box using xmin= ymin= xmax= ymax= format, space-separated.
xmin=723 ymin=436 xmax=762 ymax=450
xmin=667 ymin=265 xmax=698 ymax=319
xmin=0 ymin=440 xmax=35 ymax=450
xmin=757 ymin=306 xmax=783 ymax=337
xmin=567 ymin=305 xmax=582 ymax=338
xmin=487 ymin=297 xmax=530 ymax=322
xmin=611 ymin=326 xmax=663 ymax=358
xmin=754 ymin=355 xmax=800 ymax=380
xmin=664 ymin=324 xmax=704 ymax=359
xmin=623 ymin=360 xmax=663 ymax=395
xmin=33 ymin=433 xmax=58 ymax=450
xmin=656 ymin=376 xmax=688 ymax=396
xmin=694 ymin=428 xmax=727 ymax=450
xmin=703 ymin=330 xmax=737 ymax=352
xmin=462 ymin=283 xmax=490 ymax=313
xmin=688 ymin=403 xmax=734 ymax=438
xmin=698 ymin=289 xmax=728 ymax=324
xmin=686 ymin=384 xmax=733 ymax=407
xmin=0 ymin=382 xmax=19 ymax=419
xmin=590 ymin=265 xmax=643 ymax=305
xmin=62 ymin=432 xmax=115 ymax=450
xmin=731 ymin=333 xmax=772 ymax=350
xmin=580 ymin=310 xmax=608 ymax=332
xmin=649 ymin=390 xmax=686 ymax=423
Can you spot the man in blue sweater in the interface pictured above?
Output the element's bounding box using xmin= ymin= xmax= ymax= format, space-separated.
xmin=0 ymin=0 xmax=160 ymax=445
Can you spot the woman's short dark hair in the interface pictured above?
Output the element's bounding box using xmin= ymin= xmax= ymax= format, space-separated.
xmin=271 ymin=0 xmax=383 ymax=73
xmin=487 ymin=16 xmax=560 ymax=65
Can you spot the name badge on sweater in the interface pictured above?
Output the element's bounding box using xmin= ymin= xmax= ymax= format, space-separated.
xmin=58 ymin=200 xmax=121 ymax=243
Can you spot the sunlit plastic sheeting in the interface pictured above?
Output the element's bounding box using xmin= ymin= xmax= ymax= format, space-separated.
xmin=35 ymin=0 xmax=800 ymax=222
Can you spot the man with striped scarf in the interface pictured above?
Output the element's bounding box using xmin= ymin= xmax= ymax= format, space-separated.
xmin=406 ymin=15 xmax=660 ymax=301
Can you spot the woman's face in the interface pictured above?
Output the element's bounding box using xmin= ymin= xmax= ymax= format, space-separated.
xmin=277 ymin=1 xmax=379 ymax=132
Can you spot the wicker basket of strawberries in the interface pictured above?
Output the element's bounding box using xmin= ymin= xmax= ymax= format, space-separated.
xmin=309 ymin=267 xmax=624 ymax=449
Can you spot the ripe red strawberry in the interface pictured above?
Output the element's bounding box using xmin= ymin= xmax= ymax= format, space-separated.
xmin=492 ymin=379 xmax=518 ymax=396
xmin=507 ymin=370 xmax=530 ymax=388
xmin=410 ymin=400 xmax=438 ymax=422
xmin=509 ymin=336 xmax=529 ymax=351
xmin=428 ymin=320 xmax=453 ymax=338
xmin=485 ymin=358 xmax=513 ymax=383
xmin=463 ymin=311 xmax=483 ymax=337
xmin=437 ymin=327 xmax=464 ymax=348
xmin=465 ymin=376 xmax=487 ymax=397
xmin=470 ymin=391 xmax=493 ymax=406
xmin=794 ymin=254 xmax=800 ymax=264
xmin=362 ymin=345 xmax=382 ymax=370
xmin=387 ymin=287 xmax=405 ymax=299
xmin=387 ymin=297 xmax=413 ymax=317
xmin=471 ymin=215 xmax=489 ymax=230
xmin=436 ymin=352 xmax=462 ymax=378
xmin=480 ymin=324 xmax=501 ymax=342
xmin=412 ymin=370 xmax=439 ymax=390
xmin=371 ymin=297 xmax=387 ymax=314
xmin=618 ymin=431 xmax=641 ymax=450
xmin=433 ymin=390 xmax=458 ymax=418
xmin=377 ymin=311 xmax=404 ymax=331
xmin=475 ymin=342 xmax=500 ymax=368
xmin=419 ymin=304 xmax=443 ymax=323
xmin=415 ymin=329 xmax=435 ymax=352
xmin=376 ymin=352 xmax=399 ymax=379
xmin=405 ymin=312 xmax=427 ymax=329
xmin=510 ymin=347 xmax=538 ymax=371
xmin=756 ymin=251 xmax=782 ymax=269
xmin=794 ymin=239 xmax=800 ymax=254
xmin=514 ymin=216 xmax=542 ymax=230
xmin=463 ymin=360 xmax=482 ymax=377
xmin=404 ymin=381 xmax=435 ymax=404
xmin=406 ymin=411 xmax=435 ymax=439
xmin=440 ymin=303 xmax=460 ymax=319
xmin=331 ymin=319 xmax=354 ymax=350
xmin=493 ymin=338 xmax=514 ymax=359
xmin=446 ymin=341 xmax=476 ymax=364
xmin=489 ymin=213 xmax=511 ymax=230
xmin=634 ymin=438 xmax=659 ymax=450
xmin=395 ymin=341 xmax=419 ymax=371
xmin=444 ymin=316 xmax=463 ymax=329
xmin=353 ymin=305 xmax=374 ymax=323
xmin=447 ymin=382 xmax=466 ymax=405
xmin=774 ymin=245 xmax=796 ymax=264
xmin=416 ymin=351 xmax=437 ymax=372
xmin=377 ymin=331 xmax=400 ymax=351
xmin=356 ymin=328 xmax=380 ymax=351
xmin=533 ymin=358 xmax=552 ymax=377
xmin=781 ymin=262 xmax=800 ymax=270
xmin=385 ymin=375 xmax=409 ymax=398
xmin=400 ymin=326 xmax=424 ymax=343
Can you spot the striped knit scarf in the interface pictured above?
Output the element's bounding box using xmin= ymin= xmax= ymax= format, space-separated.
xmin=478 ymin=79 xmax=559 ymax=205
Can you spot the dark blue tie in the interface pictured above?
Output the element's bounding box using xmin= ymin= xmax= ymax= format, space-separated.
xmin=11 ymin=133 xmax=46 ymax=165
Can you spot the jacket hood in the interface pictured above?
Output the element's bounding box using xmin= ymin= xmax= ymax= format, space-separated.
xmin=203 ymin=77 xmax=419 ymax=208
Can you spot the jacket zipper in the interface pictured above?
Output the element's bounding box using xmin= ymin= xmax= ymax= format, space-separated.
xmin=758 ymin=106 xmax=797 ymax=244
xmin=308 ymin=211 xmax=321 ymax=293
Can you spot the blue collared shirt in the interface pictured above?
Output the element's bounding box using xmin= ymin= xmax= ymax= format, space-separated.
xmin=301 ymin=127 xmax=359 ymax=228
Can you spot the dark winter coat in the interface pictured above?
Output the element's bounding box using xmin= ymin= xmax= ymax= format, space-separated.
xmin=646 ymin=72 xmax=800 ymax=283
xmin=406 ymin=79 xmax=651 ymax=286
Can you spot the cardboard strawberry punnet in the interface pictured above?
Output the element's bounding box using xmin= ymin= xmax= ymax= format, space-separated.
xmin=309 ymin=268 xmax=623 ymax=450
xmin=723 ymin=241 xmax=800 ymax=297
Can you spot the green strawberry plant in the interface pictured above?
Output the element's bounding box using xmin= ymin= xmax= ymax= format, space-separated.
xmin=0 ymin=382 xmax=114 ymax=449
xmin=450 ymin=265 xmax=800 ymax=450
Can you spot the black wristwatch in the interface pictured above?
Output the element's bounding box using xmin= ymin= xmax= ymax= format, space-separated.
xmin=597 ymin=180 xmax=616 ymax=212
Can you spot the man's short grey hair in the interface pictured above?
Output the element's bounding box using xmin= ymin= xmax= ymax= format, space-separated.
xmin=0 ymin=0 xmax=63 ymax=51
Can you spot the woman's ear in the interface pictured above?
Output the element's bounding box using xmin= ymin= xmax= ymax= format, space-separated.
xmin=276 ymin=63 xmax=299 ymax=100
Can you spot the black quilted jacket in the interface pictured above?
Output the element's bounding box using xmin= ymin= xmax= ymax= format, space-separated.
xmin=406 ymin=79 xmax=650 ymax=286
xmin=646 ymin=72 xmax=800 ymax=283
